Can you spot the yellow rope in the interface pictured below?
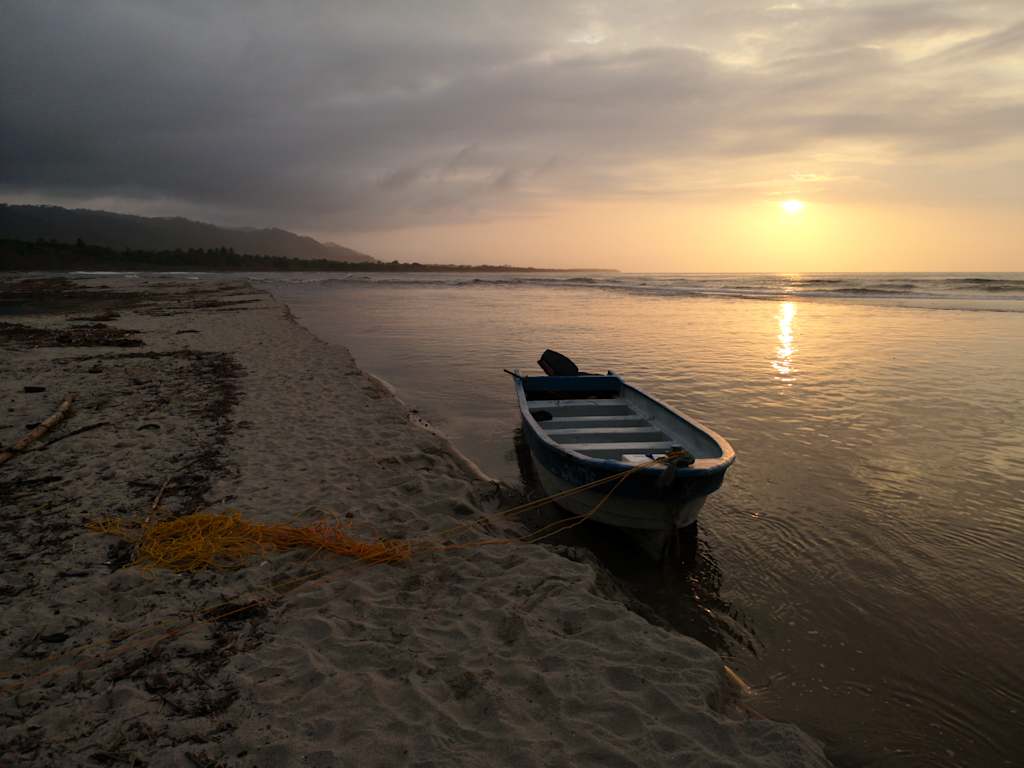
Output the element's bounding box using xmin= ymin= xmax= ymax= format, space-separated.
xmin=89 ymin=454 xmax=682 ymax=571
xmin=0 ymin=451 xmax=684 ymax=693
xmin=425 ymin=450 xmax=683 ymax=543
xmin=88 ymin=510 xmax=412 ymax=572
xmin=88 ymin=451 xmax=681 ymax=573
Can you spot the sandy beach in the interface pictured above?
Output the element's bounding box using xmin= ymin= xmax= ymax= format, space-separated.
xmin=0 ymin=276 xmax=830 ymax=767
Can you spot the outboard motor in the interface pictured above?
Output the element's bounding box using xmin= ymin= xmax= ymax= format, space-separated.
xmin=538 ymin=349 xmax=579 ymax=376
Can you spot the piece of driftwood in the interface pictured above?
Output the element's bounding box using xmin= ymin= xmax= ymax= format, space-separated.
xmin=0 ymin=394 xmax=75 ymax=466
xmin=151 ymin=475 xmax=173 ymax=512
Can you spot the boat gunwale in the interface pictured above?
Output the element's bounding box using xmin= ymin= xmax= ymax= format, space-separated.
xmin=513 ymin=373 xmax=735 ymax=477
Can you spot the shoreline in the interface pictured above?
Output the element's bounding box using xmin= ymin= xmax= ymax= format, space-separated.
xmin=0 ymin=275 xmax=830 ymax=766
xmin=362 ymin=368 xmax=497 ymax=485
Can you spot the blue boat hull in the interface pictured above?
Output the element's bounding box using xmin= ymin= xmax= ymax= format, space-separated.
xmin=513 ymin=373 xmax=735 ymax=534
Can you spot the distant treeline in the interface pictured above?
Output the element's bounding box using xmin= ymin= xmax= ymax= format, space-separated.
xmin=0 ymin=239 xmax=608 ymax=273
xmin=0 ymin=203 xmax=375 ymax=262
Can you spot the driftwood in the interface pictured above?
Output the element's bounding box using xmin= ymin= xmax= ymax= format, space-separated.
xmin=151 ymin=475 xmax=173 ymax=512
xmin=0 ymin=394 xmax=75 ymax=466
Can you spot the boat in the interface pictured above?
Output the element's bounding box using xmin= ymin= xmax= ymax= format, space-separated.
xmin=511 ymin=350 xmax=735 ymax=560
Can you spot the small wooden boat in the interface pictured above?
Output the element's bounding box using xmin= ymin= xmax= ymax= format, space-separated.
xmin=511 ymin=351 xmax=735 ymax=559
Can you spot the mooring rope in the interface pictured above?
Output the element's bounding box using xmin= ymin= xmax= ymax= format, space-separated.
xmin=3 ymin=451 xmax=687 ymax=691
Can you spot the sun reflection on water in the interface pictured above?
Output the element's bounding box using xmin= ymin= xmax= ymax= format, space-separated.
xmin=772 ymin=301 xmax=796 ymax=379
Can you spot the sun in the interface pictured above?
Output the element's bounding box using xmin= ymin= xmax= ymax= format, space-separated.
xmin=781 ymin=199 xmax=806 ymax=215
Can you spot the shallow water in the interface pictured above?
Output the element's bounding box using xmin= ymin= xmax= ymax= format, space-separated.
xmin=268 ymin=275 xmax=1024 ymax=767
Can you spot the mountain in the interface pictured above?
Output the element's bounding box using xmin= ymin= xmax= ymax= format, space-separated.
xmin=0 ymin=204 xmax=374 ymax=263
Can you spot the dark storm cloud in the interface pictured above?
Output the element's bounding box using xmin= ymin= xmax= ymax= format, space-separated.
xmin=1 ymin=1 xmax=1022 ymax=230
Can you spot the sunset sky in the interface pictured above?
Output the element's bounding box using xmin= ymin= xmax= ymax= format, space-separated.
xmin=2 ymin=1 xmax=1022 ymax=271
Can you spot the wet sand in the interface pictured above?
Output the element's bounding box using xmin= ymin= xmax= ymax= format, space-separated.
xmin=0 ymin=276 xmax=829 ymax=767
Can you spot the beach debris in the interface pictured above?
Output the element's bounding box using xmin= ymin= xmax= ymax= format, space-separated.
xmin=723 ymin=664 xmax=754 ymax=697
xmin=150 ymin=474 xmax=175 ymax=512
xmin=88 ymin=510 xmax=413 ymax=572
xmin=0 ymin=393 xmax=75 ymax=466
xmin=0 ymin=321 xmax=145 ymax=349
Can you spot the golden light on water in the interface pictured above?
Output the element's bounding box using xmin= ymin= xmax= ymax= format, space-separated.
xmin=781 ymin=199 xmax=806 ymax=215
xmin=772 ymin=301 xmax=797 ymax=378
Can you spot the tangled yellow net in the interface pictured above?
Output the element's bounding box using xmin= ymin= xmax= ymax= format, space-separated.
xmin=88 ymin=510 xmax=412 ymax=572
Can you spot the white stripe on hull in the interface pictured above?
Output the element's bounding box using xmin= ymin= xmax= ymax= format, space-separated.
xmin=533 ymin=462 xmax=705 ymax=531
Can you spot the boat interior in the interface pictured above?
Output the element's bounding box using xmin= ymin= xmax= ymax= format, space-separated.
xmin=523 ymin=376 xmax=720 ymax=462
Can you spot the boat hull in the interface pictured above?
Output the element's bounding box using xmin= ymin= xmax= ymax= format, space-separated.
xmin=513 ymin=372 xmax=734 ymax=545
xmin=530 ymin=446 xmax=708 ymax=530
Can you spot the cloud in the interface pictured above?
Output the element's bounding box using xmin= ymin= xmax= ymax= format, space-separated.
xmin=1 ymin=0 xmax=1022 ymax=233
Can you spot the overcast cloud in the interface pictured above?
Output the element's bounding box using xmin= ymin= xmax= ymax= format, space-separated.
xmin=2 ymin=0 xmax=1023 ymax=234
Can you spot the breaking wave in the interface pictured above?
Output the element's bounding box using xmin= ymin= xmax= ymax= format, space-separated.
xmin=255 ymin=271 xmax=1024 ymax=312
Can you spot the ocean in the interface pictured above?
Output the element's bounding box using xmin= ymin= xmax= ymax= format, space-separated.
xmin=255 ymin=271 xmax=1024 ymax=767
xmin=260 ymin=270 xmax=1024 ymax=310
